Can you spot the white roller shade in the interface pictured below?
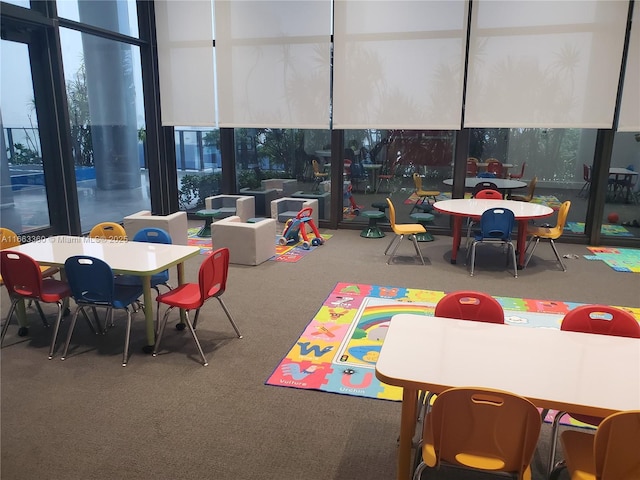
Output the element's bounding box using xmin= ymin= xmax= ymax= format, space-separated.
xmin=465 ymin=0 xmax=629 ymax=128
xmin=155 ymin=0 xmax=216 ymax=126
xmin=214 ymin=0 xmax=332 ymax=129
xmin=333 ymin=0 xmax=468 ymax=130
xmin=618 ymin=4 xmax=639 ymax=132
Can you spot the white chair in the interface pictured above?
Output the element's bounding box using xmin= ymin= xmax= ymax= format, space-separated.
xmin=211 ymin=216 xmax=276 ymax=266
xmin=204 ymin=195 xmax=255 ymax=222
xmin=261 ymin=178 xmax=298 ymax=196
xmin=123 ymin=210 xmax=188 ymax=245
xmin=270 ymin=197 xmax=318 ymax=229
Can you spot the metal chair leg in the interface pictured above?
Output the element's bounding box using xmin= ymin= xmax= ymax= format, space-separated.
xmin=184 ymin=315 xmax=208 ymax=366
xmin=153 ymin=306 xmax=175 ymax=357
xmin=216 ymin=297 xmax=243 ymax=338
xmin=549 ymin=239 xmax=567 ymax=271
xmin=410 ymin=235 xmax=425 ymax=265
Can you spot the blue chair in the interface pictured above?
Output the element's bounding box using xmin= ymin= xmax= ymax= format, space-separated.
xmin=467 ymin=207 xmax=517 ymax=278
xmin=61 ymin=255 xmax=144 ymax=366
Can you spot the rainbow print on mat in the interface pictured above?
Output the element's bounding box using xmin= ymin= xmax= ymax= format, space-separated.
xmin=266 ymin=283 xmax=640 ymax=425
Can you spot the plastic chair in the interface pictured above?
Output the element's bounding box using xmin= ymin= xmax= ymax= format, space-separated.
xmin=61 ymin=255 xmax=144 ymax=366
xmin=434 ymin=291 xmax=505 ymax=324
xmin=467 ymin=207 xmax=517 ymax=278
xmin=152 ymin=247 xmax=243 ymax=366
xmin=413 ymin=387 xmax=541 ymax=480
xmin=486 ymin=160 xmax=504 ymax=178
xmin=89 ymin=222 xmax=128 ymax=241
xmin=465 ymin=187 xmax=503 ymax=248
xmin=311 ymin=159 xmax=328 ymax=192
xmin=546 ymin=305 xmax=640 ymax=476
xmin=375 ymin=156 xmax=400 ymax=194
xmin=0 ymin=251 xmax=71 ymax=359
xmin=384 ymin=198 xmax=426 ymax=265
xmin=509 ymin=162 xmax=526 ymax=180
xmin=410 ymin=173 xmax=440 ymax=214
xmin=509 ymin=176 xmax=537 ymax=202
xmin=472 ymin=182 xmax=500 ymax=197
xmin=523 ymin=200 xmax=571 ymax=271
xmin=578 ymin=164 xmax=592 ymax=197
xmin=466 ymin=159 xmax=479 ymax=177
xmin=549 ymin=410 xmax=640 ymax=480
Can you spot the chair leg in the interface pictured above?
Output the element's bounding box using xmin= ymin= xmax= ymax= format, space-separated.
xmin=384 ymin=235 xmax=398 ymax=256
xmin=509 ymin=242 xmax=518 ymax=278
xmin=216 ymin=297 xmax=243 ymax=338
xmin=547 ymin=411 xmax=566 ymax=477
xmin=410 ymin=235 xmax=425 ymax=265
xmin=1 ymin=300 xmax=19 ymax=345
xmin=48 ymin=302 xmax=65 ymax=359
xmin=33 ymin=301 xmax=49 ymax=327
xmin=386 ymin=235 xmax=405 ymax=265
xmin=549 ymin=239 xmax=567 ymax=272
xmin=122 ymin=309 xmax=133 ymax=367
xmin=61 ymin=307 xmax=83 ymax=361
xmin=468 ymin=242 xmax=477 ymax=276
xmin=523 ymin=237 xmax=540 ymax=268
xmin=153 ymin=306 xmax=175 ymax=356
xmin=184 ymin=312 xmax=208 ymax=367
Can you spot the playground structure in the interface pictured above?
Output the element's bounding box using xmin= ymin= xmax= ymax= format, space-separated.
xmin=278 ymin=207 xmax=325 ymax=250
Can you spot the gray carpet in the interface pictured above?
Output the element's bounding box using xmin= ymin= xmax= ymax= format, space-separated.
xmin=1 ymin=226 xmax=638 ymax=480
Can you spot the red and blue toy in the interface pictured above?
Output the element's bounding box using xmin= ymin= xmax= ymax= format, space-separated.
xmin=278 ymin=207 xmax=325 ymax=250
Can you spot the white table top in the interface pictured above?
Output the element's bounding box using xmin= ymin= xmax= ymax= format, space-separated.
xmin=442 ymin=178 xmax=527 ymax=189
xmin=433 ymin=198 xmax=553 ymax=219
xmin=376 ymin=314 xmax=640 ymax=417
xmin=476 ymin=162 xmax=514 ymax=168
xmin=9 ymin=235 xmax=200 ymax=276
xmin=609 ymin=167 xmax=638 ymax=176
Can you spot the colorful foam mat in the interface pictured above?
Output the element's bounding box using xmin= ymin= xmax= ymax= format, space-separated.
xmin=584 ymin=247 xmax=640 ymax=273
xmin=266 ymin=282 xmax=640 ymax=426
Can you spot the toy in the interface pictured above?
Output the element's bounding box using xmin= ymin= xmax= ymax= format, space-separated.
xmin=278 ymin=207 xmax=325 ymax=250
xmin=343 ymin=182 xmax=362 ymax=216
xmin=607 ymin=212 xmax=619 ymax=224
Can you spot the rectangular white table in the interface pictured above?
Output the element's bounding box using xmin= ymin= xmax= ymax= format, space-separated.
xmin=10 ymin=236 xmax=201 ymax=348
xmin=375 ymin=313 xmax=640 ymax=480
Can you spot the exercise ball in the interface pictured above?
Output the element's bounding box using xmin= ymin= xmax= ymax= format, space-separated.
xmin=607 ymin=212 xmax=619 ymax=224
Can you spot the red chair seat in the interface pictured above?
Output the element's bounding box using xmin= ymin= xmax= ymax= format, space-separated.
xmin=156 ymin=283 xmax=202 ymax=310
xmin=38 ymin=279 xmax=72 ymax=303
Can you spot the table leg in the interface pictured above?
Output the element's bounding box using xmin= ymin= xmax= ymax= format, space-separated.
xmin=141 ymin=276 xmax=155 ymax=352
xmin=15 ymin=299 xmax=28 ymax=328
xmin=450 ymin=217 xmax=463 ymax=264
xmin=517 ymin=220 xmax=528 ymax=268
xmin=396 ymin=387 xmax=418 ymax=480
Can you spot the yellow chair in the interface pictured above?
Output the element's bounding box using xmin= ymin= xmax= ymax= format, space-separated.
xmin=89 ymin=222 xmax=128 ymax=241
xmin=410 ymin=173 xmax=440 ymax=214
xmin=413 ymin=387 xmax=541 ymax=480
xmin=311 ymin=159 xmax=328 ymax=192
xmin=523 ymin=200 xmax=571 ymax=271
xmin=509 ymin=176 xmax=537 ymax=202
xmin=384 ymin=198 xmax=426 ymax=265
xmin=549 ymin=410 xmax=640 ymax=480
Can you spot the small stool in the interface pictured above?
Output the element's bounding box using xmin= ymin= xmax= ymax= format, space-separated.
xmin=360 ymin=211 xmax=386 ymax=238
xmin=371 ymin=201 xmax=389 ymax=222
xmin=409 ymin=212 xmax=435 ymax=242
xmin=195 ymin=209 xmax=220 ymax=237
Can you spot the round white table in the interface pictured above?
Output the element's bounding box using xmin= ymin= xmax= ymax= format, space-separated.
xmin=433 ymin=199 xmax=553 ymax=267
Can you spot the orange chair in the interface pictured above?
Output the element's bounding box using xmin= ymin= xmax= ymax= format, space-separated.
xmin=384 ymin=198 xmax=426 ymax=265
xmin=508 ymin=162 xmax=526 ymax=180
xmin=509 ymin=176 xmax=537 ymax=202
xmin=152 ymin=247 xmax=242 ymax=366
xmin=523 ymin=200 xmax=571 ymax=271
xmin=546 ymin=305 xmax=640 ymax=476
xmin=413 ymin=387 xmax=542 ymax=480
xmin=434 ymin=290 xmax=505 ymax=324
xmin=549 ymin=410 xmax=640 ymax=480
xmin=0 ymin=250 xmax=71 ymax=358
xmin=410 ymin=173 xmax=440 ymax=214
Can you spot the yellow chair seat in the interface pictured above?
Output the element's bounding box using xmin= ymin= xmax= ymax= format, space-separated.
xmin=392 ymin=224 xmax=425 ymax=236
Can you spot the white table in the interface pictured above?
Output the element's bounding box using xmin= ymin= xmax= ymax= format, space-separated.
xmin=433 ymin=199 xmax=553 ymax=267
xmin=376 ymin=313 xmax=640 ymax=480
xmin=442 ymin=177 xmax=526 ymax=192
xmin=10 ymin=236 xmax=200 ymax=349
xmin=608 ymin=167 xmax=638 ymax=203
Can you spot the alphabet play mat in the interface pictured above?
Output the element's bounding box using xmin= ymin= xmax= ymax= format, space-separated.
xmin=265 ymin=282 xmax=640 ymax=425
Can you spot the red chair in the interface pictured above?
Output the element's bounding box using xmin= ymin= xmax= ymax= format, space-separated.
xmin=579 ymin=164 xmax=591 ymax=197
xmin=474 ymin=189 xmax=502 ymax=200
xmin=0 ymin=250 xmax=71 ymax=359
xmin=466 ymin=160 xmax=478 ymax=177
xmin=486 ymin=160 xmax=504 ymax=178
xmin=547 ymin=305 xmax=640 ymax=476
xmin=152 ymin=247 xmax=242 ymax=366
xmin=434 ymin=291 xmax=505 ymax=324
xmin=508 ymin=162 xmax=526 ymax=180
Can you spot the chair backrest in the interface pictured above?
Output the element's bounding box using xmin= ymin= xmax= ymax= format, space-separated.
xmin=198 ymin=247 xmax=230 ymax=304
xmin=561 ymin=305 xmax=640 ymax=338
xmin=555 ymin=200 xmax=571 ymax=230
xmin=0 ymin=228 xmax=21 ymax=250
xmin=472 ymin=181 xmax=498 ymax=197
xmin=467 ymin=157 xmax=479 ymax=164
xmin=412 ymin=173 xmax=423 ymax=191
xmin=312 ymin=159 xmax=323 ymax=175
xmin=64 ymin=256 xmax=115 ymax=305
xmin=426 ymin=387 xmax=541 ymax=477
xmin=350 ymin=161 xmax=365 ymax=179
xmin=474 ymin=189 xmax=503 ymax=200
xmin=512 ymin=162 xmax=526 ymax=178
xmin=132 ymin=227 xmax=172 ymax=245
xmin=487 ymin=161 xmax=503 ymax=176
xmin=0 ymin=250 xmax=45 ymax=300
xmin=583 ymin=164 xmax=591 ymax=181
xmin=89 ymin=222 xmax=128 ymax=241
xmin=386 ymin=198 xmax=397 ymax=228
xmin=434 ymin=291 xmax=504 ymax=324
xmin=594 ymin=410 xmax=640 ymax=480
xmin=466 ymin=161 xmax=478 ymax=177
xmin=479 ymin=207 xmax=515 ymax=241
